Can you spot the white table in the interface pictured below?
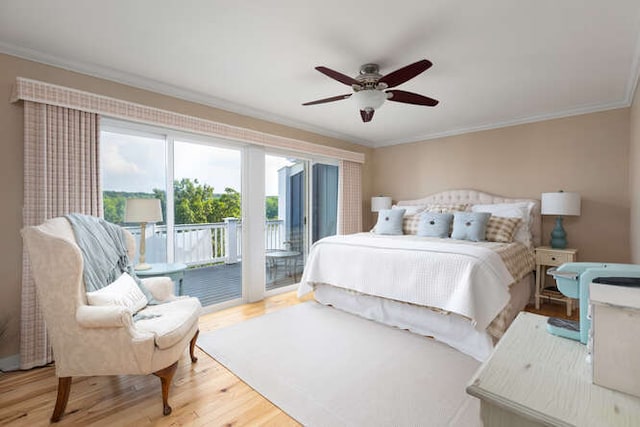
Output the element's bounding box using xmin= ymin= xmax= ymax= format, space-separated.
xmin=266 ymin=250 xmax=301 ymax=281
xmin=135 ymin=262 xmax=187 ymax=295
xmin=466 ymin=311 xmax=640 ymax=426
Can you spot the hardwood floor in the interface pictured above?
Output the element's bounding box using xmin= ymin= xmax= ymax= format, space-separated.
xmin=525 ymin=300 xmax=580 ymax=321
xmin=0 ymin=291 xmax=572 ymax=426
xmin=0 ymin=292 xmax=312 ymax=426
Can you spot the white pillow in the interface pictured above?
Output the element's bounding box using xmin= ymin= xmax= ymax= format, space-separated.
xmin=86 ymin=272 xmax=147 ymax=314
xmin=393 ymin=204 xmax=425 ymax=215
xmin=471 ymin=202 xmax=535 ymax=246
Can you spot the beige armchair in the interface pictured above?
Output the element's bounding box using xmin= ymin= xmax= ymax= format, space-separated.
xmin=21 ymin=217 xmax=202 ymax=422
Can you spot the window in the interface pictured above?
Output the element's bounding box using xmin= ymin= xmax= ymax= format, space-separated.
xmin=101 ymin=129 xmax=168 ymax=263
xmin=101 ymin=119 xmax=339 ymax=308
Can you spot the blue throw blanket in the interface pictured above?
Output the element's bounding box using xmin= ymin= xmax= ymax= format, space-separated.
xmin=66 ymin=213 xmax=156 ymax=304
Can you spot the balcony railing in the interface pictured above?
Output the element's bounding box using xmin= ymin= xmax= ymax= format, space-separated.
xmin=124 ymin=219 xmax=284 ymax=267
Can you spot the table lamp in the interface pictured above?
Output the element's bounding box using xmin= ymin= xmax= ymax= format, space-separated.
xmin=371 ymin=196 xmax=392 ymax=213
xmin=125 ymin=198 xmax=163 ymax=270
xmin=541 ymin=191 xmax=581 ymax=249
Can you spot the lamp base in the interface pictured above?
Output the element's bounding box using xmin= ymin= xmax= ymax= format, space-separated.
xmin=550 ymin=216 xmax=567 ymax=249
xmin=135 ymin=263 xmax=152 ymax=271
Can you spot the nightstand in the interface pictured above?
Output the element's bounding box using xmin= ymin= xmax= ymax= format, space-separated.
xmin=534 ymin=246 xmax=577 ymax=316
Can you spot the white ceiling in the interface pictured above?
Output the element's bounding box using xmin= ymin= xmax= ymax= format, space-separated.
xmin=1 ymin=1 xmax=640 ymax=148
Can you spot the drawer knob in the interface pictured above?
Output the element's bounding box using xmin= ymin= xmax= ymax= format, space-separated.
xmin=551 ymin=256 xmax=556 ymax=261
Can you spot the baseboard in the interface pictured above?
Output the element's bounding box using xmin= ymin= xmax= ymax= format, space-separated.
xmin=0 ymin=354 xmax=20 ymax=372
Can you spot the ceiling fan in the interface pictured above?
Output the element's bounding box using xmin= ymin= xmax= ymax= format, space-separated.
xmin=302 ymin=59 xmax=439 ymax=123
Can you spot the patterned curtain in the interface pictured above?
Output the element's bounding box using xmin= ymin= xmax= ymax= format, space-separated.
xmin=20 ymin=101 xmax=101 ymax=369
xmin=338 ymin=160 xmax=362 ymax=235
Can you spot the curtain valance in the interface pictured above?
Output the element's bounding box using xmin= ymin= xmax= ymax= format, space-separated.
xmin=11 ymin=77 xmax=365 ymax=164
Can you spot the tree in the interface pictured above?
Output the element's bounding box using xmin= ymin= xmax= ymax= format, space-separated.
xmin=265 ymin=196 xmax=278 ymax=220
xmin=172 ymin=178 xmax=241 ymax=224
xmin=103 ymin=178 xmax=243 ymax=225
xmin=218 ymin=188 xmax=241 ymax=220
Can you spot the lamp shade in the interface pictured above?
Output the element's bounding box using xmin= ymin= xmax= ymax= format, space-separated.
xmin=352 ymin=89 xmax=387 ymax=111
xmin=125 ymin=198 xmax=163 ymax=223
xmin=541 ymin=192 xmax=581 ymax=216
xmin=371 ymin=196 xmax=392 ymax=212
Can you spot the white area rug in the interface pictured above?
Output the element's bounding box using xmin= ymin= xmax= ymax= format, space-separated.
xmin=197 ymin=302 xmax=481 ymax=427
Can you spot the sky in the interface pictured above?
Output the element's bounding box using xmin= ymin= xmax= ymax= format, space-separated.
xmin=101 ymin=131 xmax=295 ymax=196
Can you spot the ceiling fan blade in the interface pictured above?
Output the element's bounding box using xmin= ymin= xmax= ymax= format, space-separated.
xmin=378 ymin=59 xmax=433 ymax=88
xmin=315 ymin=66 xmax=360 ymax=86
xmin=302 ymin=94 xmax=352 ymax=106
xmin=386 ymin=90 xmax=439 ymax=106
xmin=360 ymin=109 xmax=374 ymax=122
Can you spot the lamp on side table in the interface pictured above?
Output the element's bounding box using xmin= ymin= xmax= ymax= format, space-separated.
xmin=125 ymin=198 xmax=163 ymax=271
xmin=541 ymin=191 xmax=581 ymax=249
xmin=371 ymin=196 xmax=392 ymax=219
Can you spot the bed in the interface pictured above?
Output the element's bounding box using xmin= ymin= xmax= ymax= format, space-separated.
xmin=298 ymin=189 xmax=539 ymax=361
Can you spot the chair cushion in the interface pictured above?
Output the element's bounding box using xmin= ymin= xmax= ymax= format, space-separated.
xmin=133 ymin=297 xmax=202 ymax=350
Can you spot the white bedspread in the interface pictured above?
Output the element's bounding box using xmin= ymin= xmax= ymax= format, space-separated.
xmin=298 ymin=233 xmax=514 ymax=330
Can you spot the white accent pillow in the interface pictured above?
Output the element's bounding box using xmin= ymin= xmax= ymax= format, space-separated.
xmin=471 ymin=202 xmax=535 ymax=247
xmin=393 ymin=204 xmax=425 ymax=215
xmin=86 ymin=272 xmax=147 ymax=314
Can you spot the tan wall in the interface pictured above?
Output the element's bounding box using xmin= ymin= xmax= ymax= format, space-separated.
xmin=0 ymin=53 xmax=373 ymax=359
xmin=372 ymin=109 xmax=631 ymax=263
xmin=630 ymin=83 xmax=640 ymax=263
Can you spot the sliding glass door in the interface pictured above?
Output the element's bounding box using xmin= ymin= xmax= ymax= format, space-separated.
xmin=102 ymin=120 xmax=340 ymax=307
xmin=173 ymin=140 xmax=242 ymax=307
xmin=265 ymin=155 xmax=307 ymax=291
xmin=101 ymin=124 xmax=244 ymax=308
xmin=263 ymin=155 xmax=338 ymax=292
xmin=101 ymin=129 xmax=168 ymax=264
xmin=312 ymin=163 xmax=338 ymax=243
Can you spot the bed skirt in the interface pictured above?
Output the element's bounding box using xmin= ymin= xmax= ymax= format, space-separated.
xmin=313 ymin=273 xmax=533 ymax=362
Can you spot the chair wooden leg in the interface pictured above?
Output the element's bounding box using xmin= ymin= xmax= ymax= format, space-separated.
xmin=153 ymin=361 xmax=178 ymax=416
xmin=189 ymin=329 xmax=199 ymax=363
xmin=51 ymin=377 xmax=72 ymax=423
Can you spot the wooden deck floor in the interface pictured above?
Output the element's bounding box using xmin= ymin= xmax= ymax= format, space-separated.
xmin=183 ymin=262 xmax=302 ymax=307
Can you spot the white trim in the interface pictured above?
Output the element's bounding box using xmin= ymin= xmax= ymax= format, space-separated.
xmin=0 ymin=353 xmax=20 ymax=372
xmin=3 ymin=41 xmax=639 ymax=148
xmin=242 ymin=145 xmax=266 ymax=303
xmin=200 ymin=297 xmax=244 ymax=315
xmin=376 ymin=100 xmax=630 ymax=147
xmin=166 ymin=135 xmax=175 ymax=263
xmin=265 ymin=283 xmax=299 ymax=297
xmin=627 ymin=15 xmax=640 ymax=106
xmin=11 ymin=77 xmax=365 ymax=163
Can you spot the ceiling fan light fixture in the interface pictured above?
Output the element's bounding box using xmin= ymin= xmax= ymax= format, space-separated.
xmin=303 ymin=60 xmax=438 ymax=123
xmin=351 ymin=89 xmax=386 ymax=111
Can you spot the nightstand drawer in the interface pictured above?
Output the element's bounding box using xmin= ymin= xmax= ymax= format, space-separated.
xmin=536 ymin=250 xmax=573 ymax=266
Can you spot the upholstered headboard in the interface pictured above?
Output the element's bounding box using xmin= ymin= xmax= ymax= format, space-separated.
xmin=397 ymin=189 xmax=541 ymax=247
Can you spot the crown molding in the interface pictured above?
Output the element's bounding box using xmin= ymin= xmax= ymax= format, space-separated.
xmin=625 ymin=19 xmax=640 ymax=106
xmin=2 ymin=39 xmax=638 ymax=149
xmin=375 ymin=100 xmax=630 ymax=148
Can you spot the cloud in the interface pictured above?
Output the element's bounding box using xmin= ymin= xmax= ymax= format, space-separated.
xmin=102 ymin=143 xmax=142 ymax=175
xmin=101 ymin=132 xmax=305 ymax=194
